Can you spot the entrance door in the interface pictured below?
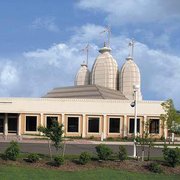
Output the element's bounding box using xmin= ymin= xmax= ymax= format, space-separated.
xmin=0 ymin=118 xmax=4 ymax=133
xmin=8 ymin=115 xmax=18 ymax=133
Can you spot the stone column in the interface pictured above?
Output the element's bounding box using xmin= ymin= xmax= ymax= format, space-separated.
xmin=40 ymin=113 xmax=43 ymax=126
xmin=103 ymin=115 xmax=107 ymax=139
xmin=82 ymin=114 xmax=86 ymax=138
xmin=18 ymin=114 xmax=22 ymax=139
xmin=164 ymin=120 xmax=167 ymax=140
xmin=123 ymin=115 xmax=127 ymax=137
xmin=4 ymin=113 xmax=8 ymax=139
xmin=40 ymin=113 xmax=44 ymax=135
xmin=61 ymin=113 xmax=65 ymax=137
xmin=143 ymin=115 xmax=147 ymax=133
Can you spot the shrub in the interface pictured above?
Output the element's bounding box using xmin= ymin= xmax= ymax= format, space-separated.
xmin=54 ymin=155 xmax=64 ymax=166
xmin=27 ymin=153 xmax=40 ymax=163
xmin=118 ymin=145 xmax=127 ymax=161
xmin=148 ymin=162 xmax=162 ymax=173
xmin=163 ymin=147 xmax=180 ymax=167
xmin=4 ymin=141 xmax=20 ymax=161
xmin=89 ymin=135 xmax=94 ymax=140
xmin=107 ymin=137 xmax=114 ymax=141
xmin=95 ymin=144 xmax=113 ymax=160
xmin=79 ymin=152 xmax=91 ymax=165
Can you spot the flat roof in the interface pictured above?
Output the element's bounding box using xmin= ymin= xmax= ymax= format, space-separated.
xmin=43 ymin=85 xmax=128 ymax=100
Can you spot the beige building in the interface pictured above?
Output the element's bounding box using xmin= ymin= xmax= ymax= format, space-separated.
xmin=0 ymin=43 xmax=166 ymax=139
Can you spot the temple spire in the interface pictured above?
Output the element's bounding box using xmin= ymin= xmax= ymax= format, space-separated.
xmin=128 ymin=39 xmax=135 ymax=58
xmin=81 ymin=44 xmax=90 ymax=66
xmin=100 ymin=25 xmax=111 ymax=47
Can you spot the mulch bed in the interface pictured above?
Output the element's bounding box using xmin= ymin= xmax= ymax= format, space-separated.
xmin=0 ymin=158 xmax=179 ymax=175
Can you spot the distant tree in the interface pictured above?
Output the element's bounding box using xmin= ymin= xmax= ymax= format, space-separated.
xmin=176 ymin=110 xmax=180 ymax=124
xmin=161 ymin=99 xmax=178 ymax=128
xmin=171 ymin=122 xmax=180 ymax=135
xmin=38 ymin=119 xmax=64 ymax=159
xmin=160 ymin=99 xmax=180 ymax=142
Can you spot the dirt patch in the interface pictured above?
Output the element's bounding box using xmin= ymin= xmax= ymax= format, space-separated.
xmin=0 ymin=159 xmax=179 ymax=175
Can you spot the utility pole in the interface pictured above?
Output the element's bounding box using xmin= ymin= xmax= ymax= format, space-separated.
xmin=133 ymin=85 xmax=139 ymax=158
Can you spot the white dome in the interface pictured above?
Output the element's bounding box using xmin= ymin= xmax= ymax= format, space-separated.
xmin=91 ymin=46 xmax=118 ymax=90
xmin=75 ymin=63 xmax=90 ymax=86
xmin=120 ymin=56 xmax=142 ymax=100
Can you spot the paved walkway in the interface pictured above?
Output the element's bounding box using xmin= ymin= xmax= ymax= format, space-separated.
xmin=0 ymin=142 xmax=164 ymax=156
xmin=0 ymin=135 xmax=179 ymax=147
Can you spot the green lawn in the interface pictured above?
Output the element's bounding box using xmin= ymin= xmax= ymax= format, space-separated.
xmin=0 ymin=165 xmax=178 ymax=180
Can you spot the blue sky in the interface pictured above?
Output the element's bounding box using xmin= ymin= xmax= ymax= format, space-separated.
xmin=0 ymin=0 xmax=180 ymax=108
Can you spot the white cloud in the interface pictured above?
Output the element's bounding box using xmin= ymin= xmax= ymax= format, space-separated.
xmin=24 ymin=43 xmax=84 ymax=70
xmin=0 ymin=60 xmax=20 ymax=97
xmin=78 ymin=0 xmax=180 ymax=25
xmin=31 ymin=17 xmax=59 ymax=32
xmin=71 ymin=24 xmax=105 ymax=43
xmin=0 ymin=62 xmax=19 ymax=86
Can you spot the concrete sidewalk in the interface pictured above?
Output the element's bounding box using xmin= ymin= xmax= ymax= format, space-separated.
xmin=0 ymin=136 xmax=179 ymax=147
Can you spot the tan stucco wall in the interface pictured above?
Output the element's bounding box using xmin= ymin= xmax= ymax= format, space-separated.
xmin=0 ymin=98 xmax=166 ymax=138
xmin=0 ymin=98 xmax=164 ymax=116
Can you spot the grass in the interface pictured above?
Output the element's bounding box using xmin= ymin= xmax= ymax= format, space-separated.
xmin=0 ymin=165 xmax=178 ymax=180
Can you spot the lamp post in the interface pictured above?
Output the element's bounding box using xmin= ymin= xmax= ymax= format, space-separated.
xmin=131 ymin=85 xmax=139 ymax=158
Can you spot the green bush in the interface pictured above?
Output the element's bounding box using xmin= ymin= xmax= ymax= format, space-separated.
xmin=163 ymin=147 xmax=180 ymax=167
xmin=148 ymin=162 xmax=162 ymax=173
xmin=27 ymin=153 xmax=40 ymax=163
xmin=54 ymin=155 xmax=64 ymax=166
xmin=4 ymin=141 xmax=20 ymax=161
xmin=95 ymin=144 xmax=113 ymax=160
xmin=89 ymin=135 xmax=94 ymax=140
xmin=118 ymin=145 xmax=127 ymax=161
xmin=79 ymin=152 xmax=91 ymax=165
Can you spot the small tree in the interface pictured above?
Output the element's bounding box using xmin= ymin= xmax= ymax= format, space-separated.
xmin=38 ymin=119 xmax=64 ymax=159
xmin=146 ymin=137 xmax=154 ymax=161
xmin=136 ymin=120 xmax=154 ymax=161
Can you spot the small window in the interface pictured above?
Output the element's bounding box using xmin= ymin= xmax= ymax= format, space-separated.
xmin=67 ymin=117 xmax=79 ymax=132
xmin=149 ymin=119 xmax=159 ymax=134
xmin=109 ymin=118 xmax=120 ymax=133
xmin=88 ymin=117 xmax=99 ymax=133
xmin=26 ymin=116 xmax=37 ymax=131
xmin=129 ymin=118 xmax=140 ymax=133
xmin=46 ymin=116 xmax=58 ymax=129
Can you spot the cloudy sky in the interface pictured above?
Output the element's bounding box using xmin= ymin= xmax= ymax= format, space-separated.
xmin=0 ymin=0 xmax=180 ymax=108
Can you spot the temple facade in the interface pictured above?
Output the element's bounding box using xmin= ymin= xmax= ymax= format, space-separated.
xmin=0 ymin=42 xmax=166 ymax=140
